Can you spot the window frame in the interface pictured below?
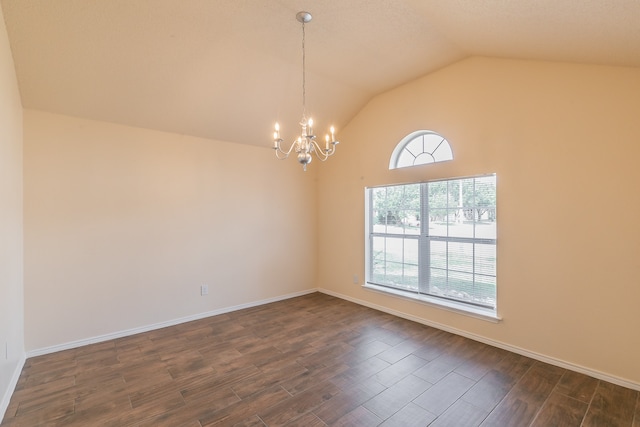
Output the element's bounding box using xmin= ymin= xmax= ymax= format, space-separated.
xmin=364 ymin=174 xmax=500 ymax=321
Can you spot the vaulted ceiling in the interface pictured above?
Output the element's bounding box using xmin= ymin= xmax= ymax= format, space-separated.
xmin=2 ymin=0 xmax=640 ymax=147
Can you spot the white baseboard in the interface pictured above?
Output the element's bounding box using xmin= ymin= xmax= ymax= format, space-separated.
xmin=318 ymin=287 xmax=640 ymax=392
xmin=1 ymin=354 xmax=26 ymax=421
xmin=27 ymin=289 xmax=317 ymax=358
xmin=23 ymin=286 xmax=640 ymax=393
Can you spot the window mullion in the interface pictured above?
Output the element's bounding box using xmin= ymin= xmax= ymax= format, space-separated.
xmin=368 ymin=190 xmax=374 ymax=282
xmin=418 ymin=183 xmax=430 ymax=295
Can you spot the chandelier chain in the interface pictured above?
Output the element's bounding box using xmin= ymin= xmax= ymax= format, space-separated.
xmin=301 ymin=20 xmax=306 ymax=120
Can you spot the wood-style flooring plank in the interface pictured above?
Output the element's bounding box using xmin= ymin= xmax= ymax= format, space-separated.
xmin=314 ymin=376 xmax=385 ymax=425
xmin=362 ymin=374 xmax=432 ymax=420
xmin=530 ymin=391 xmax=587 ymax=427
xmin=461 ymin=352 xmax=535 ymax=413
xmin=582 ymin=381 xmax=638 ymax=427
xmin=555 ymin=369 xmax=599 ymax=403
xmin=378 ymin=402 xmax=437 ymax=427
xmin=2 ymin=292 xmax=638 ymax=427
xmin=479 ymin=361 xmax=564 ymax=427
xmin=429 ymin=399 xmax=489 ymax=427
xmin=256 ymin=381 xmax=341 ymax=427
xmin=331 ymin=405 xmax=382 ymax=427
xmin=413 ymin=372 xmax=477 ymax=416
xmin=199 ymin=385 xmax=292 ymax=427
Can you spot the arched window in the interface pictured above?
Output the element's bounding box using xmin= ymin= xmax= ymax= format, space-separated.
xmin=389 ymin=130 xmax=453 ymax=169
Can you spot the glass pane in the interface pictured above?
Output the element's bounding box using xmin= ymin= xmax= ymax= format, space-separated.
xmin=447 ymin=271 xmax=475 ymax=299
xmin=428 ymin=268 xmax=447 ymax=294
xmin=461 ymin=178 xmax=474 ymax=207
xmin=371 ymin=263 xmax=386 ymax=284
xmin=476 ymin=219 xmax=496 ymax=239
xmin=372 ymin=214 xmax=387 ymax=233
xmin=428 ymin=209 xmax=447 ymax=237
xmin=475 ymin=176 xmax=497 ymax=237
xmin=384 ymin=237 xmax=404 ymax=262
xmin=372 ymin=236 xmax=386 ymax=256
xmin=400 ymin=208 xmax=421 ymax=235
xmin=430 ymin=241 xmax=447 ymax=269
xmin=402 ymin=185 xmax=421 ymax=210
xmin=475 ymin=175 xmax=496 ymax=208
xmin=371 ymin=236 xmax=387 ymax=285
xmin=371 ymin=187 xmax=388 ymax=233
xmin=433 ymin=139 xmax=453 ymax=161
xmin=428 ymin=181 xmax=447 ymax=209
xmin=447 ymin=180 xmax=461 ymax=206
xmin=385 ymin=261 xmax=404 ymax=282
xmin=475 ymin=243 xmax=496 ymax=276
xmin=423 ymin=133 xmax=443 ymax=154
xmin=448 ymin=208 xmax=473 ymax=238
xmin=414 ymin=153 xmax=435 ymax=165
xmin=405 ymin=137 xmax=424 ymax=157
xmin=448 ymin=241 xmax=473 ymax=273
xmin=474 ymin=274 xmax=496 ymax=308
xmin=403 ymin=264 xmax=419 ymax=290
xmin=397 ymin=151 xmax=415 ymax=168
xmin=429 ymin=269 xmax=478 ymax=302
xmin=371 ymin=184 xmax=421 ymax=235
xmin=404 ymin=239 xmax=419 ymax=265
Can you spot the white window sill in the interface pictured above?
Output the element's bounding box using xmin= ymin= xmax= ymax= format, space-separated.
xmin=363 ymin=283 xmax=502 ymax=323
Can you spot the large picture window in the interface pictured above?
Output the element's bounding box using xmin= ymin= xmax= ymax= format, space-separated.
xmin=365 ymin=175 xmax=497 ymax=316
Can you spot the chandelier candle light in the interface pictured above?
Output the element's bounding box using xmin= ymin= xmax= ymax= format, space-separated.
xmin=273 ymin=11 xmax=339 ymax=171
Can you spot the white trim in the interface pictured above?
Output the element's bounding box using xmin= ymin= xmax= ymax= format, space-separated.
xmin=318 ymin=287 xmax=640 ymax=392
xmin=21 ymin=286 xmax=640 ymax=393
xmin=363 ymin=283 xmax=501 ymax=323
xmin=1 ymin=354 xmax=26 ymax=421
xmin=27 ymin=289 xmax=317 ymax=358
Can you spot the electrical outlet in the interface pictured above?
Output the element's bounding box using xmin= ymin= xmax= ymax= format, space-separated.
xmin=200 ymin=284 xmax=209 ymax=296
xmin=353 ymin=275 xmax=359 ymax=285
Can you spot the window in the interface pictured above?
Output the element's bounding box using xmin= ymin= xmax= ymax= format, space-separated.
xmin=389 ymin=130 xmax=453 ymax=169
xmin=365 ymin=175 xmax=497 ymax=317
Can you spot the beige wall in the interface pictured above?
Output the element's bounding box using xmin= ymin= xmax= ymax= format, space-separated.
xmin=13 ymin=53 xmax=640 ymax=391
xmin=0 ymin=3 xmax=24 ymax=411
xmin=317 ymin=57 xmax=640 ymax=386
xmin=23 ymin=110 xmax=317 ymax=351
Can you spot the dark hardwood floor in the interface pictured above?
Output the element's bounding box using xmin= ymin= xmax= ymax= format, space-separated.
xmin=2 ymin=292 xmax=639 ymax=426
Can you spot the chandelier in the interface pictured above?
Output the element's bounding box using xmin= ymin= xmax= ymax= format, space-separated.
xmin=272 ymin=11 xmax=339 ymax=171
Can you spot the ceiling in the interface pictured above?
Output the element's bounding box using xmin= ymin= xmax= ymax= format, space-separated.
xmin=2 ymin=0 xmax=640 ymax=147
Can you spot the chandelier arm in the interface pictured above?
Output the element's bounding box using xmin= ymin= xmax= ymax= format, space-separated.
xmin=309 ymin=140 xmax=331 ymax=161
xmin=274 ymin=149 xmax=290 ymax=160
xmin=274 ymin=139 xmax=299 ymax=159
xmin=325 ymin=143 xmax=337 ymax=156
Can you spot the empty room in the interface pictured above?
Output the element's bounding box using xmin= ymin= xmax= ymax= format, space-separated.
xmin=1 ymin=1 xmax=639 ymax=426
